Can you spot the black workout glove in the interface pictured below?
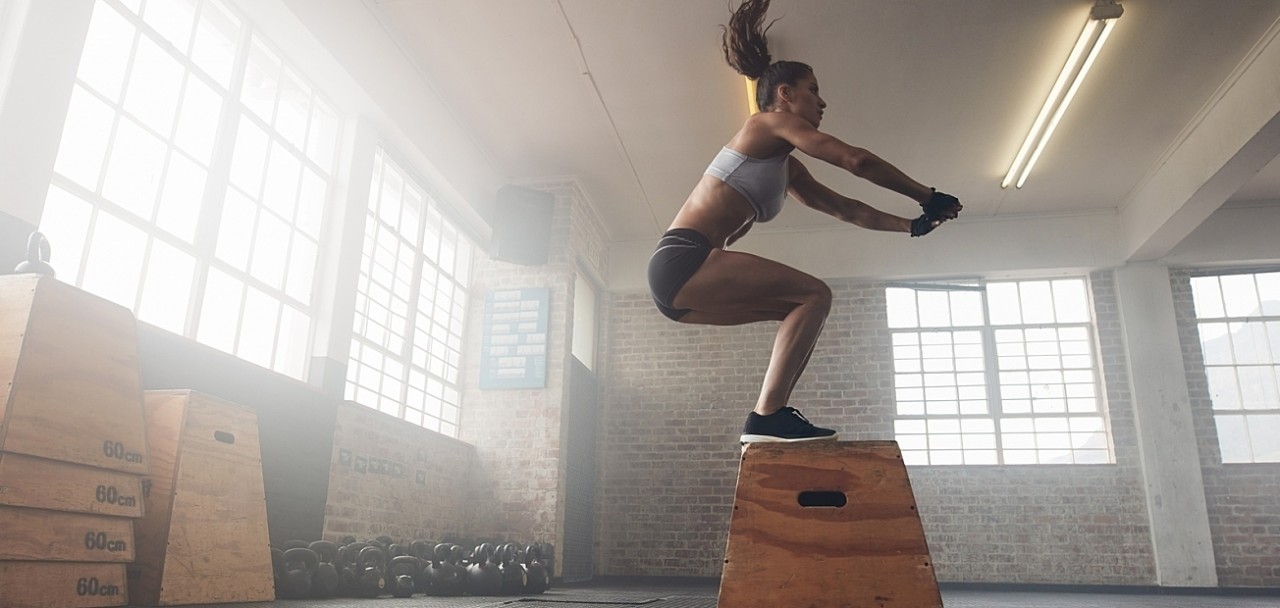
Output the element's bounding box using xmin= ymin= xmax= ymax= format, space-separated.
xmin=910 ymin=214 xmax=940 ymax=237
xmin=922 ymin=189 xmax=962 ymax=221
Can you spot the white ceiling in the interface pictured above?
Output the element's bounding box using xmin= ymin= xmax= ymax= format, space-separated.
xmin=365 ymin=0 xmax=1280 ymax=247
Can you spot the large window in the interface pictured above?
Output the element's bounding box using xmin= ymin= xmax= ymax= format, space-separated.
xmin=1189 ymin=271 xmax=1280 ymax=464
xmin=39 ymin=0 xmax=340 ymax=379
xmin=346 ymin=148 xmax=473 ymax=437
xmin=887 ymin=278 xmax=1111 ymax=466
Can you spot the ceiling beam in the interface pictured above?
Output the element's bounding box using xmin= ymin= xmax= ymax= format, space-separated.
xmin=1119 ymin=15 xmax=1280 ymax=261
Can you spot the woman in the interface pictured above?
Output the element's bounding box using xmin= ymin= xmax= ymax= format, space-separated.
xmin=647 ymin=0 xmax=962 ymax=444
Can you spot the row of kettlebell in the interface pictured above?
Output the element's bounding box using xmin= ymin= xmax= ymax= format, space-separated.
xmin=272 ymin=537 xmax=552 ymax=599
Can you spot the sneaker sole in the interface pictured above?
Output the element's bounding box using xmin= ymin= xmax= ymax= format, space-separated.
xmin=739 ymin=433 xmax=839 ymax=444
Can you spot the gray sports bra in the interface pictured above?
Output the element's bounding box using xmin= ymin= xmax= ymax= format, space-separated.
xmin=704 ymin=147 xmax=789 ymax=223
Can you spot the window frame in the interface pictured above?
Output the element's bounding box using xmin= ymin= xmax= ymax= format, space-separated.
xmin=887 ymin=277 xmax=1114 ymax=466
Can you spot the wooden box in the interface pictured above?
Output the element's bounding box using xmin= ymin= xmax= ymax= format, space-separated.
xmin=0 ymin=561 xmax=128 ymax=608
xmin=0 ymin=275 xmax=148 ymax=474
xmin=0 ymin=452 xmax=144 ymax=517
xmin=128 ymin=390 xmax=273 ymax=605
xmin=0 ymin=505 xmax=134 ymax=561
xmin=718 ymin=441 xmax=942 ymax=608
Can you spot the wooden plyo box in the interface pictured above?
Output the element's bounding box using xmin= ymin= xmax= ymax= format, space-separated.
xmin=0 ymin=275 xmax=148 ymax=474
xmin=0 ymin=505 xmax=134 ymax=561
xmin=718 ymin=441 xmax=942 ymax=608
xmin=0 ymin=561 xmax=128 ymax=608
xmin=0 ymin=452 xmax=145 ymax=517
xmin=128 ymin=390 xmax=273 ymax=606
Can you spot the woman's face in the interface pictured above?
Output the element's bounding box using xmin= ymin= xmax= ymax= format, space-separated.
xmin=781 ymin=73 xmax=826 ymax=127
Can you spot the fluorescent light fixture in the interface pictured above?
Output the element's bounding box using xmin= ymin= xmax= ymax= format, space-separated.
xmin=744 ymin=76 xmax=760 ymax=115
xmin=1002 ymin=1 xmax=1123 ymax=189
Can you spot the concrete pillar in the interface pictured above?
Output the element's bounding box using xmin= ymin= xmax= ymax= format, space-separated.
xmin=1114 ymin=262 xmax=1217 ymax=586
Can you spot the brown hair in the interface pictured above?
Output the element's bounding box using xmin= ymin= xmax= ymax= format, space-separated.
xmin=721 ymin=0 xmax=813 ymax=111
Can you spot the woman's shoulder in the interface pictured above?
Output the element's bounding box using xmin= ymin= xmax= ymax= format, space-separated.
xmin=730 ymin=113 xmax=800 ymax=158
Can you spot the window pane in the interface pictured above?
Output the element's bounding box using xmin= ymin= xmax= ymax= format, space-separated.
xmin=39 ymin=186 xmax=95 ymax=282
xmin=950 ymin=290 xmax=983 ymax=326
xmin=137 ymin=239 xmax=194 ymax=333
xmin=237 ymin=286 xmax=278 ymax=368
xmin=1215 ymin=414 xmax=1252 ymax=463
xmin=102 ymin=117 xmax=167 ymax=220
xmin=262 ymin=146 xmax=301 ymax=221
xmin=82 ymin=212 xmax=147 ymax=308
xmin=122 ymin=34 xmax=184 ymax=137
xmin=1258 ymin=273 xmax=1280 ymax=316
xmin=1221 ymin=274 xmax=1261 ymax=317
xmin=190 ymin=0 xmax=239 ymax=87
xmin=241 ymin=37 xmax=280 ymax=122
xmin=55 ymin=86 xmax=116 ymax=189
xmin=295 ymin=167 xmax=328 ymax=239
xmin=1247 ymin=414 xmax=1280 ymax=463
xmin=1019 ymin=281 xmax=1054 ymax=324
xmin=155 ymin=151 xmax=206 ymax=243
xmin=143 ymin=0 xmax=198 ymax=52
xmin=275 ymin=67 xmax=310 ymax=149
xmin=249 ymin=211 xmax=290 ymax=289
xmin=79 ymin=3 xmax=135 ymax=102
xmin=229 ymin=120 xmax=269 ymax=196
xmin=987 ymin=282 xmax=1020 ymax=325
xmin=285 ymin=235 xmax=317 ymax=303
xmin=214 ymin=188 xmax=257 ymax=270
xmin=198 ymin=268 xmax=242 ymax=353
xmin=886 ymin=287 xmax=917 ymax=329
xmin=306 ymin=98 xmax=340 ymax=170
xmin=173 ymin=74 xmax=222 ymax=165
xmin=1052 ymin=279 xmax=1089 ymax=323
xmin=1190 ymin=276 xmax=1226 ymax=319
xmin=917 ymin=290 xmax=950 ymax=327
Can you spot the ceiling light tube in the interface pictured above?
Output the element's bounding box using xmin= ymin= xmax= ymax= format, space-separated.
xmin=1002 ymin=19 xmax=1100 ymax=188
xmin=1002 ymin=1 xmax=1122 ymax=189
xmin=1016 ymin=18 xmax=1117 ymax=188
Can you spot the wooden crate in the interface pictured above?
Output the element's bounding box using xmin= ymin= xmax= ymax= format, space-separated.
xmin=0 ymin=275 xmax=148 ymax=474
xmin=128 ymin=390 xmax=273 ymax=605
xmin=0 ymin=561 xmax=128 ymax=608
xmin=0 ymin=452 xmax=144 ymax=517
xmin=718 ymin=441 xmax=942 ymax=608
xmin=0 ymin=505 xmax=134 ymax=561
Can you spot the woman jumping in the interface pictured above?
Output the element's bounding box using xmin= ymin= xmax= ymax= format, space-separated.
xmin=647 ymin=0 xmax=962 ymax=444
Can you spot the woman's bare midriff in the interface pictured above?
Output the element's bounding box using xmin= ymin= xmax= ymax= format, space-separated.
xmin=668 ymin=176 xmax=759 ymax=249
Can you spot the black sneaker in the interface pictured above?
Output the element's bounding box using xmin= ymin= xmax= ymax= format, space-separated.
xmin=739 ymin=407 xmax=838 ymax=444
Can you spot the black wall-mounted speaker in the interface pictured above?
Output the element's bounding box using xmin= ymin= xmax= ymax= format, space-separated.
xmin=491 ymin=185 xmax=555 ymax=266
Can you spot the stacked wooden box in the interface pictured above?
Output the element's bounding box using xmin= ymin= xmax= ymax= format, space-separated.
xmin=128 ymin=389 xmax=274 ymax=605
xmin=0 ymin=275 xmax=149 ymax=608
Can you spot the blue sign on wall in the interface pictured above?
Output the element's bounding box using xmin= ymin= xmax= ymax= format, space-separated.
xmin=478 ymin=287 xmax=550 ymax=389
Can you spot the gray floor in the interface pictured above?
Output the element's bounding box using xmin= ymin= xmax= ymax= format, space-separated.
xmin=140 ymin=580 xmax=1280 ymax=608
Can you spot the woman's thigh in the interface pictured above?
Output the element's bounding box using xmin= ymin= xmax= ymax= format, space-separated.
xmin=672 ymin=248 xmax=829 ymax=317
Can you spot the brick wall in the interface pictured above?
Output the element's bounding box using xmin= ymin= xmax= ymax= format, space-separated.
xmin=1170 ymin=267 xmax=1280 ymax=586
xmin=598 ymin=272 xmax=1156 ymax=583
xmin=459 ymin=180 xmax=609 ymax=568
xmin=321 ymin=401 xmax=473 ymax=543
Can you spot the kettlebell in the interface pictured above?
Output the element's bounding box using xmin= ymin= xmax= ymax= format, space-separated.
xmin=308 ymin=540 xmax=340 ymax=598
xmin=497 ymin=543 xmax=527 ymax=595
xmin=389 ymin=555 xmax=419 ymax=598
xmin=410 ymin=540 xmax=434 ymax=593
xmin=281 ymin=547 xmax=318 ymax=598
xmin=13 ymin=232 xmax=54 ymax=277
xmin=465 ymin=543 xmax=502 ymax=596
xmin=423 ymin=542 xmax=466 ymax=596
xmin=337 ymin=541 xmax=369 ymax=596
xmin=356 ymin=545 xmax=388 ymax=598
xmin=524 ymin=543 xmax=550 ymax=594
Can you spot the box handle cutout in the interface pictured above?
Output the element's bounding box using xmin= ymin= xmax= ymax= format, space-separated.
xmin=214 ymin=431 xmax=236 ymax=445
xmin=797 ymin=490 xmax=847 ymax=508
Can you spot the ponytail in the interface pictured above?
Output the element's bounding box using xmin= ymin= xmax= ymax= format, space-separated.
xmin=720 ymin=0 xmax=813 ymax=112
